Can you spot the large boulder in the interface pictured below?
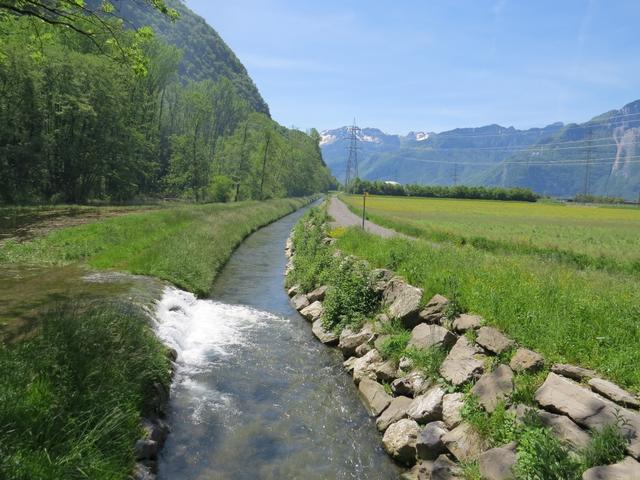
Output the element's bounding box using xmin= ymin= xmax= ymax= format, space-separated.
xmin=535 ymin=373 xmax=640 ymax=438
xmin=383 ymin=278 xmax=424 ymax=328
xmin=300 ymin=301 xmax=324 ymax=322
xmin=478 ymin=442 xmax=517 ymax=480
xmin=291 ymin=293 xmax=310 ymax=311
xmin=372 ymin=359 xmax=399 ymax=383
xmin=134 ymin=439 xmax=158 ymax=461
xmin=582 ymin=456 xmax=640 ymax=480
xmin=377 ymin=396 xmax=413 ymax=432
xmin=358 ymin=378 xmax=392 ymax=416
xmin=537 ymin=410 xmax=591 ymax=450
xmin=475 ymin=327 xmax=515 ymax=354
xmin=439 ymin=336 xmax=486 ymax=386
xmin=470 ymin=364 xmax=515 ymax=412
xmin=352 ymin=349 xmax=384 ymax=384
xmin=407 ymin=386 xmax=446 ymax=424
xmin=408 ymin=324 xmax=457 ymax=350
xmin=355 ymin=342 xmax=373 ymax=357
xmin=382 ymin=419 xmax=420 ymax=466
xmin=392 ymin=371 xmax=432 ymax=398
xmin=442 ymin=393 xmax=465 ymax=429
xmin=306 ymin=285 xmax=328 ymax=303
xmin=417 ymin=421 xmax=449 ymax=460
xmin=551 ymin=363 xmax=596 ymax=381
xmin=442 ymin=422 xmax=488 ymax=462
xmin=371 ymin=268 xmax=395 ymax=294
xmin=311 ymin=319 xmax=339 ymax=345
xmin=588 ymin=378 xmax=640 ymax=409
xmin=338 ymin=324 xmax=375 ymax=357
xmin=431 ymin=454 xmax=465 ymax=480
xmin=287 ymin=284 xmax=301 ymax=297
xmin=452 ymin=314 xmax=482 ymax=333
xmin=418 ymin=294 xmax=450 ymax=324
xmin=510 ymin=348 xmax=544 ymax=373
xmin=343 ymin=356 xmax=358 ymax=373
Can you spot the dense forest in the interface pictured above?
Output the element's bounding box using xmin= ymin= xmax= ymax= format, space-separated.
xmin=0 ymin=1 xmax=335 ymax=204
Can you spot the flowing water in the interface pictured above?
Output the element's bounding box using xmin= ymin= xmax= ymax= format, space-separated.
xmin=154 ymin=206 xmax=401 ymax=479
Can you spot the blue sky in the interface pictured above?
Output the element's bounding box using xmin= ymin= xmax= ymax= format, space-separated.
xmin=186 ymin=0 xmax=640 ymax=134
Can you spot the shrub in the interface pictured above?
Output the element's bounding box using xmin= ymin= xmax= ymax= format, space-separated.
xmin=515 ymin=426 xmax=581 ymax=480
xmin=462 ymin=397 xmax=519 ymax=447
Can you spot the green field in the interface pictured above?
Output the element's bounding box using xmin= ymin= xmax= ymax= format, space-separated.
xmin=333 ymin=195 xmax=640 ymax=392
xmin=341 ymin=194 xmax=640 ymax=274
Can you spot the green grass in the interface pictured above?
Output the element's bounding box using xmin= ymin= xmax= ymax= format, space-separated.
xmin=1 ymin=198 xmax=309 ymax=296
xmin=335 ymin=228 xmax=640 ymax=391
xmin=0 ymin=301 xmax=171 ymax=480
xmin=342 ymin=194 xmax=640 ymax=275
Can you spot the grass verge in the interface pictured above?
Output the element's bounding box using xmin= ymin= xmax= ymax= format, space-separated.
xmin=1 ymin=198 xmax=309 ymax=296
xmin=0 ymin=301 xmax=171 ymax=480
xmin=334 ymin=228 xmax=640 ymax=391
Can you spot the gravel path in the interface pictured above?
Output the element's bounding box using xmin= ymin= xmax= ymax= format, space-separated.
xmin=327 ymin=196 xmax=407 ymax=239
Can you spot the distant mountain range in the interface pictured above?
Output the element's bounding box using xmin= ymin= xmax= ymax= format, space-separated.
xmin=321 ymin=100 xmax=640 ymax=199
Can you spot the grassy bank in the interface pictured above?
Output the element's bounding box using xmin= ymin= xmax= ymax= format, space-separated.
xmin=291 ymin=206 xmax=634 ymax=479
xmin=0 ymin=302 xmax=171 ymax=480
xmin=334 ymin=228 xmax=640 ymax=391
xmin=0 ymin=197 xmax=311 ymax=479
xmin=341 ymin=194 xmax=640 ymax=275
xmin=1 ymin=198 xmax=310 ymax=296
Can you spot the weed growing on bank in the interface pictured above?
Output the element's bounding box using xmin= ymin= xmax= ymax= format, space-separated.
xmin=289 ymin=206 xmax=380 ymax=332
xmin=0 ymin=198 xmax=309 ymax=296
xmin=0 ymin=301 xmax=170 ymax=480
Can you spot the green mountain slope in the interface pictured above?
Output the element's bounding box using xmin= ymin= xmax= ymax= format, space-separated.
xmin=104 ymin=0 xmax=269 ymax=115
xmin=322 ymin=100 xmax=640 ymax=199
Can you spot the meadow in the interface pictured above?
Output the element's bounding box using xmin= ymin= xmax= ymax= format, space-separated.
xmin=341 ymin=194 xmax=640 ymax=275
xmin=333 ymin=195 xmax=640 ymax=392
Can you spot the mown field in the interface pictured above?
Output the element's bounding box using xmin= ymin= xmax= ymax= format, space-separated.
xmin=336 ymin=194 xmax=640 ymax=392
xmin=341 ymin=194 xmax=640 ymax=275
xmin=0 ymin=197 xmax=309 ymax=480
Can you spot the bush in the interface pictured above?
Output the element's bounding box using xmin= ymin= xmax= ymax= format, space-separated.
xmin=461 ymin=397 xmax=519 ymax=447
xmin=322 ymin=255 xmax=379 ymax=332
xmin=515 ymin=426 xmax=581 ymax=480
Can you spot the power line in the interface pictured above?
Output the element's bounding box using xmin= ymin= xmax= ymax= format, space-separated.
xmin=343 ymin=119 xmax=360 ymax=192
xmin=398 ymin=154 xmax=640 ymax=167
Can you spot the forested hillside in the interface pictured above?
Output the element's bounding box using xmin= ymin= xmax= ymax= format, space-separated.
xmin=95 ymin=0 xmax=270 ymax=114
xmin=0 ymin=1 xmax=334 ymax=204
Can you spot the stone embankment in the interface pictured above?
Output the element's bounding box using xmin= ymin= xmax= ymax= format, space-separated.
xmin=284 ymin=233 xmax=640 ymax=479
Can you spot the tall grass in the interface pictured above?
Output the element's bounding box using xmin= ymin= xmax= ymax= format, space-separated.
xmin=335 ymin=229 xmax=640 ymax=391
xmin=0 ymin=198 xmax=309 ymax=296
xmin=0 ymin=301 xmax=170 ymax=480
